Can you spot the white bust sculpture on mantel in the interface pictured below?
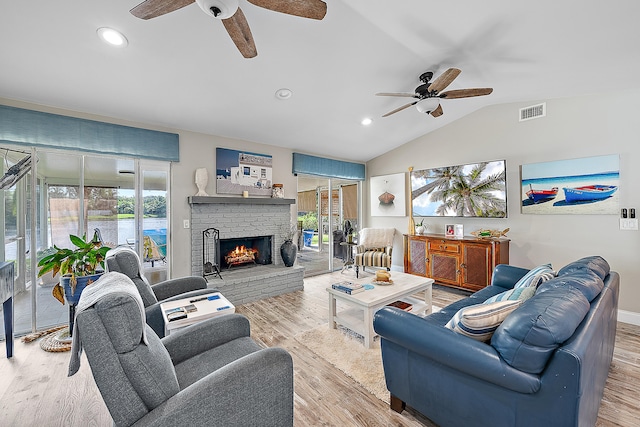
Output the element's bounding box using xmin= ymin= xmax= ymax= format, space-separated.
xmin=194 ymin=167 xmax=209 ymax=196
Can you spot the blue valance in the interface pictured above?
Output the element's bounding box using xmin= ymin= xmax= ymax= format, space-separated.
xmin=0 ymin=105 xmax=179 ymax=161
xmin=292 ymin=153 xmax=365 ymax=181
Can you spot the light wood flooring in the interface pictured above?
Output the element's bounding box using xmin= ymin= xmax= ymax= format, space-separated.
xmin=0 ymin=271 xmax=639 ymax=426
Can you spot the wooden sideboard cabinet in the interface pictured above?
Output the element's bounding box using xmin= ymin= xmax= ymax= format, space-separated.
xmin=404 ymin=234 xmax=510 ymax=292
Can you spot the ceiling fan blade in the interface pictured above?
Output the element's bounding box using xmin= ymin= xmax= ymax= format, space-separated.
xmin=247 ymin=0 xmax=327 ymax=20
xmin=382 ymin=101 xmax=417 ymax=117
xmin=130 ymin=0 xmax=194 ymax=19
xmin=439 ymin=88 xmax=493 ymax=99
xmin=222 ymin=8 xmax=258 ymax=58
xmin=376 ymin=92 xmax=418 ymax=98
xmin=430 ymin=104 xmax=444 ymax=117
xmin=427 ymin=68 xmax=461 ymax=94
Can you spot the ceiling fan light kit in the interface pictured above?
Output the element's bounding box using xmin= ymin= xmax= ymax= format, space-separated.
xmin=416 ymin=98 xmax=440 ymax=114
xmin=195 ymin=0 xmax=238 ymax=19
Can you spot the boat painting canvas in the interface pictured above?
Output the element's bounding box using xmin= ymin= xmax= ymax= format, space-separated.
xmin=521 ymin=154 xmax=620 ymax=215
xmin=411 ymin=160 xmax=506 ymax=218
xmin=216 ymin=147 xmax=273 ymax=196
xmin=370 ymin=172 xmax=406 ymax=217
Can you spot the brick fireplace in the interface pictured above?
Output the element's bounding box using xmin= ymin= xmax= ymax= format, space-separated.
xmin=188 ymin=196 xmax=304 ymax=304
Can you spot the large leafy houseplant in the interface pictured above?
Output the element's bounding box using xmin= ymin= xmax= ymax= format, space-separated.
xmin=37 ymin=232 xmax=111 ymax=304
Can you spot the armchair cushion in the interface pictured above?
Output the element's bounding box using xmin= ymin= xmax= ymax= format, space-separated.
xmin=358 ymin=227 xmax=395 ymax=249
xmin=354 ymin=246 xmax=393 ymax=268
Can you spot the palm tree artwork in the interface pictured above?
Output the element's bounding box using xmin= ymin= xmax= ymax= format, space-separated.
xmin=411 ymin=161 xmax=506 ymax=218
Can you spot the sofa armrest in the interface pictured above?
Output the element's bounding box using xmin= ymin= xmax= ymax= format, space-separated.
xmin=373 ymin=307 xmax=541 ymax=394
xmin=151 ymin=276 xmax=208 ymax=301
xmin=133 ymin=347 xmax=294 ymax=427
xmin=490 ymin=264 xmax=530 ymax=290
xmin=162 ymin=314 xmax=252 ymax=365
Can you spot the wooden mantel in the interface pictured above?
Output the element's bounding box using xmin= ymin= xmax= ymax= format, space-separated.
xmin=188 ymin=196 xmax=295 ymax=205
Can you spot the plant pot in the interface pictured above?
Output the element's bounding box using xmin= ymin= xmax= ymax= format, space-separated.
xmin=415 ymin=226 xmax=425 ymax=235
xmin=62 ymin=273 xmax=103 ymax=305
xmin=280 ymin=240 xmax=297 ymax=267
xmin=302 ymin=230 xmax=314 ymax=247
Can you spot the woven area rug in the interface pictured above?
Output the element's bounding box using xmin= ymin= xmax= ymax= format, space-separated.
xmin=294 ymin=325 xmax=389 ymax=403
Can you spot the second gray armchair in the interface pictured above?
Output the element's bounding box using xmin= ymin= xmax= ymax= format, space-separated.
xmin=106 ymin=246 xmax=215 ymax=337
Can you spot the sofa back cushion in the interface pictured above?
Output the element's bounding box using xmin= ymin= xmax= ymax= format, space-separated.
xmin=491 ymin=286 xmax=590 ymax=374
xmin=537 ymin=270 xmax=604 ymax=302
xmin=557 ymin=255 xmax=610 ymax=280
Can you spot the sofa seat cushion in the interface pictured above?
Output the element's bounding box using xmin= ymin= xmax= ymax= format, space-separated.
xmin=557 ymin=255 xmax=610 ymax=280
xmin=445 ymin=300 xmax=523 ymax=342
xmin=491 ymin=286 xmax=590 ymax=374
xmin=513 ymin=264 xmax=556 ymax=288
xmin=537 ymin=270 xmax=604 ymax=302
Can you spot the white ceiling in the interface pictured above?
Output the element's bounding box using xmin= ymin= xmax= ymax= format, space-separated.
xmin=1 ymin=1 xmax=640 ymax=163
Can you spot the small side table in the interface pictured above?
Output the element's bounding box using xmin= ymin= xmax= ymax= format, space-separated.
xmin=161 ymin=292 xmax=235 ymax=336
xmin=340 ymin=242 xmax=357 ymax=273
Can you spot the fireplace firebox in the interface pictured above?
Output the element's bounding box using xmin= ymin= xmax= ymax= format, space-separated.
xmin=219 ymin=236 xmax=272 ymax=270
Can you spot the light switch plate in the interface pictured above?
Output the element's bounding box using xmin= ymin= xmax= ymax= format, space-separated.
xmin=183 ymin=219 xmax=190 ymax=229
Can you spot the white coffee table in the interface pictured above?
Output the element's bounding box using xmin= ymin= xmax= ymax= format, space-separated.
xmin=160 ymin=292 xmax=235 ymax=335
xmin=326 ymin=271 xmax=434 ymax=348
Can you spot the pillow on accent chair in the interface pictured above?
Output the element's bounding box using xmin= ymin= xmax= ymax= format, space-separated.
xmin=483 ymin=286 xmax=536 ymax=304
xmin=445 ymin=300 xmax=523 ymax=342
xmin=513 ymin=264 xmax=556 ymax=288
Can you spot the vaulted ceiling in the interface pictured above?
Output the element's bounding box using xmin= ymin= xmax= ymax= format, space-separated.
xmin=1 ymin=1 xmax=639 ymax=162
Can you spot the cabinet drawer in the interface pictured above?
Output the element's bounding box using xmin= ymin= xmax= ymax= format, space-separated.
xmin=428 ymin=240 xmax=461 ymax=254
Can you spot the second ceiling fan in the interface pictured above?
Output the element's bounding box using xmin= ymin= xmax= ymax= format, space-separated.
xmin=377 ymin=68 xmax=493 ymax=118
xmin=130 ymin=0 xmax=327 ymax=58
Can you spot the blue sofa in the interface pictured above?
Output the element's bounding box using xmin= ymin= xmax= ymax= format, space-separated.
xmin=373 ymin=256 xmax=619 ymax=427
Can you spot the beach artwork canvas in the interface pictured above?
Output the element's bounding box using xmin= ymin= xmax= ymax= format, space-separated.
xmin=370 ymin=172 xmax=406 ymax=216
xmin=216 ymin=147 xmax=273 ymax=196
xmin=521 ymin=154 xmax=620 ymax=215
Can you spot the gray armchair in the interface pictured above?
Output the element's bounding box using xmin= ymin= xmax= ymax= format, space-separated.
xmin=75 ymin=291 xmax=294 ymax=427
xmin=106 ymin=246 xmax=215 ymax=337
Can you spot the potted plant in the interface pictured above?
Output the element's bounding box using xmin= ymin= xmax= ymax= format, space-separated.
xmin=37 ymin=232 xmax=111 ymax=305
xmin=280 ymin=224 xmax=298 ymax=267
xmin=415 ymin=219 xmax=426 ymax=235
xmin=300 ymin=212 xmax=318 ymax=247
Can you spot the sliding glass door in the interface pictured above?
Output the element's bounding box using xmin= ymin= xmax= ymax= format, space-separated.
xmin=296 ymin=175 xmax=360 ymax=276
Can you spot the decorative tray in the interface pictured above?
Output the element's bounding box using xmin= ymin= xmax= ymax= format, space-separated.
xmin=372 ymin=279 xmax=393 ymax=286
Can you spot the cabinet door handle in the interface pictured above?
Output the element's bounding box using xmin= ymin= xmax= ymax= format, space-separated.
xmin=460 ymin=263 xmax=466 ymax=269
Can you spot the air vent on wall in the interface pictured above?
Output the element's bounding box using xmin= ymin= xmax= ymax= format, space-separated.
xmin=519 ymin=102 xmax=546 ymax=122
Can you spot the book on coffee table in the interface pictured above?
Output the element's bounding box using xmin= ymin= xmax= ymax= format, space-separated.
xmin=331 ymin=281 xmax=364 ymax=294
xmin=387 ymin=300 xmax=412 ymax=311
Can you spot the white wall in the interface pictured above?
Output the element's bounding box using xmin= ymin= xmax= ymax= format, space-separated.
xmin=365 ymin=90 xmax=640 ymax=316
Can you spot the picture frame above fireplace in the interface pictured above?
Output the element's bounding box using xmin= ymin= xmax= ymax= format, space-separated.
xmin=216 ymin=147 xmax=273 ymax=197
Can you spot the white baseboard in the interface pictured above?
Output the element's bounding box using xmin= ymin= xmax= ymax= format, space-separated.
xmin=618 ymin=309 xmax=640 ymax=326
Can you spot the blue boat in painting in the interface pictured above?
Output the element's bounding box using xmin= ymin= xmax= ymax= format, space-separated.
xmin=562 ymin=185 xmax=618 ymax=203
xmin=526 ymin=184 xmax=559 ymax=204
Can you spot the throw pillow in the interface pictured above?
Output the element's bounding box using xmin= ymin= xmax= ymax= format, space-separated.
xmin=483 ymin=286 xmax=536 ymax=304
xmin=513 ymin=264 xmax=556 ymax=288
xmin=445 ymin=300 xmax=523 ymax=342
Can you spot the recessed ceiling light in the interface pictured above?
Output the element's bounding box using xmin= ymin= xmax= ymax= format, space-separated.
xmin=97 ymin=27 xmax=128 ymax=47
xmin=275 ymin=88 xmax=293 ymax=100
xmin=361 ymin=118 xmax=373 ymax=126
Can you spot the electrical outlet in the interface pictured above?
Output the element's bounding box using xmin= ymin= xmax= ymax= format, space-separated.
xmin=183 ymin=219 xmax=190 ymax=229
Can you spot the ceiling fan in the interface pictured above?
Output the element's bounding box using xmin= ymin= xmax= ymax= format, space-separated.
xmin=376 ymin=68 xmax=493 ymax=118
xmin=130 ymin=0 xmax=327 ymax=58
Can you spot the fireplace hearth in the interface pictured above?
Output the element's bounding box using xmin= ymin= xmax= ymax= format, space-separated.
xmin=219 ymin=235 xmax=272 ymax=270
